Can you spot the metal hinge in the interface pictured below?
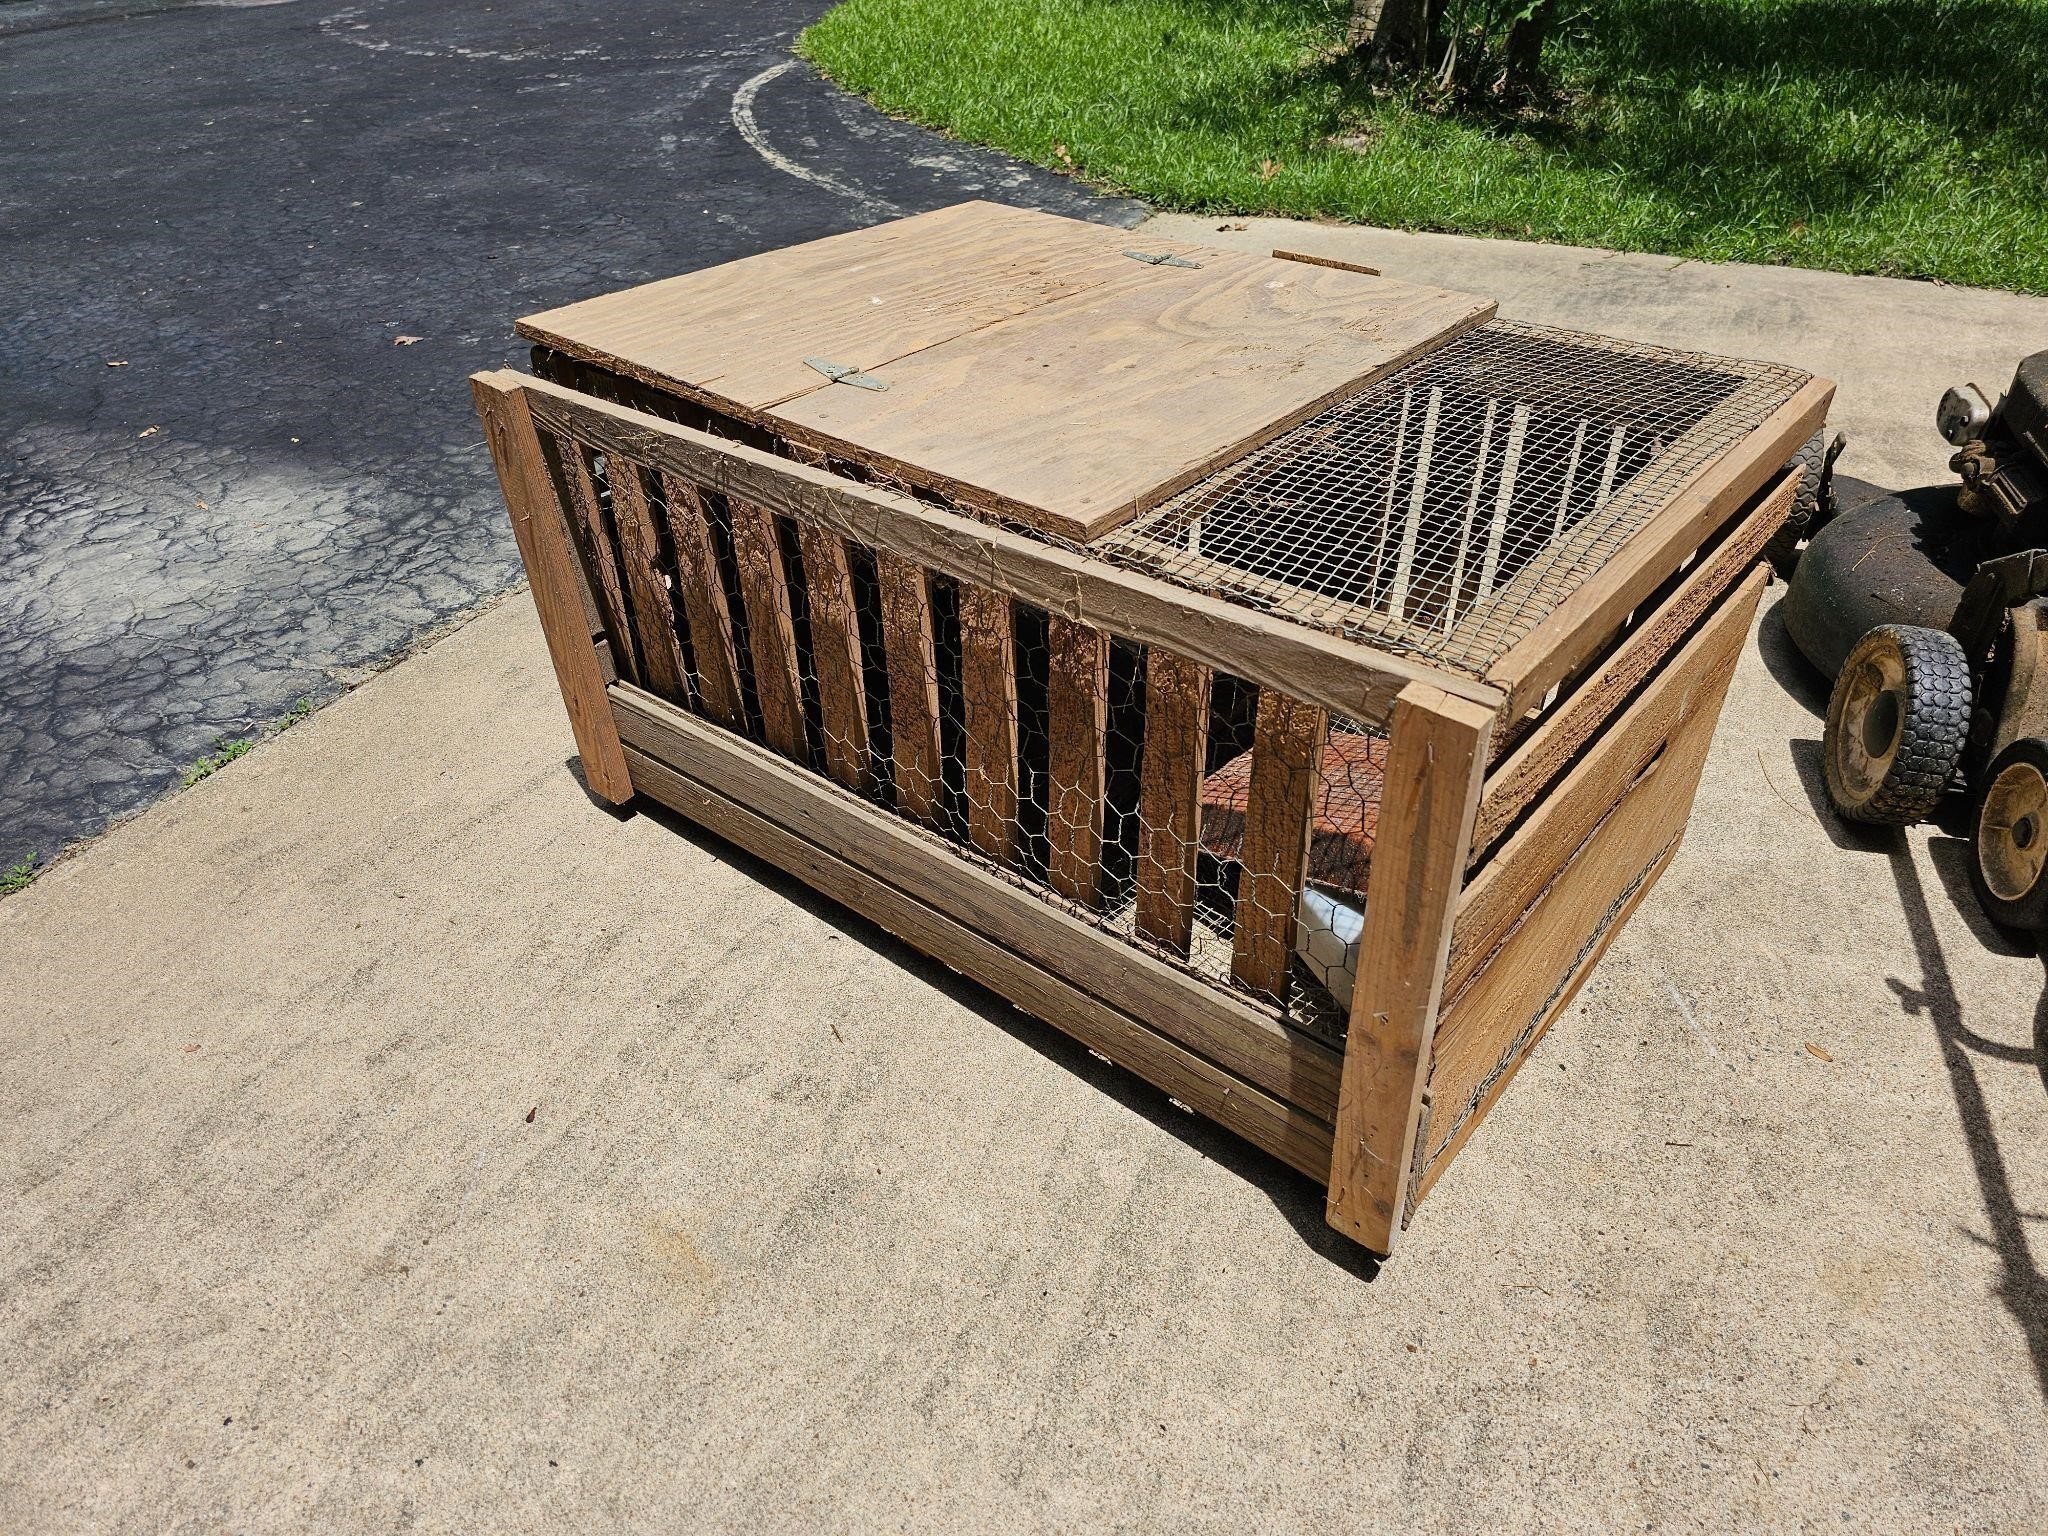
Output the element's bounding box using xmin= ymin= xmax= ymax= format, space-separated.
xmin=1123 ymin=249 xmax=1202 ymax=270
xmin=804 ymin=356 xmax=888 ymax=391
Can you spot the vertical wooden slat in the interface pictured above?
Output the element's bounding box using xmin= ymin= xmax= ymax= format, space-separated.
xmin=1135 ymin=650 xmax=1211 ymax=956
xmin=1325 ymin=683 xmax=1492 ymax=1253
xmin=729 ymin=499 xmax=807 ymax=762
xmin=659 ymin=473 xmax=745 ymax=733
xmin=471 ymin=375 xmax=633 ymax=805
xmin=1045 ymin=617 xmax=1110 ymax=907
xmin=797 ymin=523 xmax=872 ymax=793
xmin=958 ymin=583 xmax=1018 ymax=865
xmin=877 ymin=551 xmax=944 ymax=830
xmin=608 ymin=459 xmax=690 ymax=704
xmin=545 ymin=432 xmax=640 ymax=686
xmin=1230 ymin=689 xmax=1328 ymax=999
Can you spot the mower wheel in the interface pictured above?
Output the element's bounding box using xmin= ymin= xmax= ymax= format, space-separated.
xmin=1764 ymin=431 xmax=1837 ymax=576
xmin=1970 ymin=737 xmax=2048 ymax=934
xmin=1822 ymin=624 xmax=1971 ymax=825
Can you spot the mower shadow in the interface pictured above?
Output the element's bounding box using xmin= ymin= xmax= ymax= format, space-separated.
xmin=1883 ymin=840 xmax=2048 ymax=1405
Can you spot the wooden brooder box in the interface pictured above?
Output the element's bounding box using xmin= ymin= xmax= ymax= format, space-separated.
xmin=472 ymin=203 xmax=1832 ymax=1253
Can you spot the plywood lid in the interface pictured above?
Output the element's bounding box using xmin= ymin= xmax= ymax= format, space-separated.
xmin=518 ymin=202 xmax=1495 ymax=542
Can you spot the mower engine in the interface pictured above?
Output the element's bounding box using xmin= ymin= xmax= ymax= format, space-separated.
xmin=1943 ymin=351 xmax=2048 ymax=531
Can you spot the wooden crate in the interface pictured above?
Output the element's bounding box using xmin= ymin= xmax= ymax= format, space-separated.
xmin=472 ymin=206 xmax=1832 ymax=1253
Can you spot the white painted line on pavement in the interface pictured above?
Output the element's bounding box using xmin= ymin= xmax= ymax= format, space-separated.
xmin=731 ymin=60 xmax=903 ymax=221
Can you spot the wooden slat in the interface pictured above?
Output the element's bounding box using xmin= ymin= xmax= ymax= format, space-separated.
xmin=1324 ymin=684 xmax=1493 ymax=1252
xmin=1448 ymin=566 xmax=1767 ymax=1002
xmin=511 ymin=372 xmax=1501 ymax=727
xmin=658 ymin=474 xmax=746 ymax=733
xmin=1415 ymin=581 xmax=1763 ymax=1206
xmin=470 ymin=374 xmax=633 ymax=804
xmin=1484 ymin=377 xmax=1832 ymax=718
xmin=542 ymin=430 xmax=639 ymax=687
xmin=1134 ymin=650 xmax=1211 ymax=956
xmin=958 ymin=583 xmax=1019 ymax=865
xmin=1045 ymin=617 xmax=1110 ymax=907
xmin=612 ymin=682 xmax=1344 ymax=1126
xmin=1472 ymin=471 xmax=1793 ymax=861
xmin=1230 ymin=689 xmax=1328 ymax=1000
xmin=876 ymin=551 xmax=944 ymax=829
xmin=608 ymin=458 xmax=690 ymax=705
xmin=727 ymin=499 xmax=807 ymax=762
xmin=797 ymin=523 xmax=872 ymax=793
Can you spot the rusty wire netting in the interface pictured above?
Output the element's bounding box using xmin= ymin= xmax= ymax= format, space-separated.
xmin=1091 ymin=320 xmax=1810 ymax=677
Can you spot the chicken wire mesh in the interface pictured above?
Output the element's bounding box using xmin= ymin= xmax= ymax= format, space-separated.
xmin=529 ymin=318 xmax=1808 ymax=1043
xmin=545 ymin=430 xmax=1371 ymax=1044
xmin=1093 ymin=320 xmax=1810 ymax=677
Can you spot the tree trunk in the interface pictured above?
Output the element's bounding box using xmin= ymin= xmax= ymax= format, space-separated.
xmin=1347 ymin=0 xmax=1431 ymax=68
xmin=1505 ymin=1 xmax=1555 ymax=92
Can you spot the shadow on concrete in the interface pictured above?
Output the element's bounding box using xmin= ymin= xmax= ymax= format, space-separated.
xmin=1883 ymin=839 xmax=2048 ymax=1404
xmin=1756 ymin=602 xmax=1830 ymax=719
xmin=623 ymin=781 xmax=1384 ymax=1282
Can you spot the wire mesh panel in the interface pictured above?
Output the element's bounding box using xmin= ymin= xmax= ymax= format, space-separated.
xmin=1092 ymin=320 xmax=1810 ymax=677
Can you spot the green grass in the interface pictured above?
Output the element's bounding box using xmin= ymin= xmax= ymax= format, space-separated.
xmin=800 ymin=0 xmax=2048 ymax=293
xmin=1 ymin=856 xmax=38 ymax=897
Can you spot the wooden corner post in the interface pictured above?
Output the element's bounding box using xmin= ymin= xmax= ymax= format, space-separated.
xmin=470 ymin=371 xmax=635 ymax=806
xmin=1326 ymin=682 xmax=1493 ymax=1252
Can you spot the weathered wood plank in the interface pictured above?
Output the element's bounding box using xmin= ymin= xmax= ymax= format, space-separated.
xmin=1324 ymin=684 xmax=1492 ymax=1252
xmin=511 ymin=372 xmax=1500 ymax=727
xmin=521 ymin=201 xmax=1493 ymax=541
xmin=727 ymin=498 xmax=807 ymax=762
xmin=608 ymin=458 xmax=690 ymax=705
xmin=958 ymin=583 xmax=1019 ymax=865
xmin=540 ymin=428 xmax=639 ymax=687
xmin=1045 ymin=617 xmax=1110 ymax=907
xmin=658 ymin=473 xmax=746 ymax=733
xmin=1230 ymin=689 xmax=1328 ymax=1000
xmin=470 ymin=373 xmax=633 ymax=804
xmin=1472 ymin=471 xmax=1793 ymax=861
xmin=518 ymin=202 xmax=1152 ymax=419
xmin=875 ymin=550 xmax=944 ymax=829
xmin=612 ymin=682 xmax=1344 ymax=1126
xmin=1452 ymin=567 xmax=1768 ymax=998
xmin=797 ymin=523 xmax=872 ymax=793
xmin=1134 ymin=650 xmax=1211 ymax=957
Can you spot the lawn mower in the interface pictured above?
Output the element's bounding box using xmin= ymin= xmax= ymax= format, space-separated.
xmin=1778 ymin=350 xmax=2048 ymax=937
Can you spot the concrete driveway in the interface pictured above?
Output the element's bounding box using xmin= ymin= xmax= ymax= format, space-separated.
xmin=3 ymin=212 xmax=2045 ymax=1529
xmin=0 ymin=0 xmax=1138 ymax=874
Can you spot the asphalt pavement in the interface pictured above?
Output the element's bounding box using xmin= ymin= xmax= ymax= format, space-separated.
xmin=0 ymin=0 xmax=1140 ymax=871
